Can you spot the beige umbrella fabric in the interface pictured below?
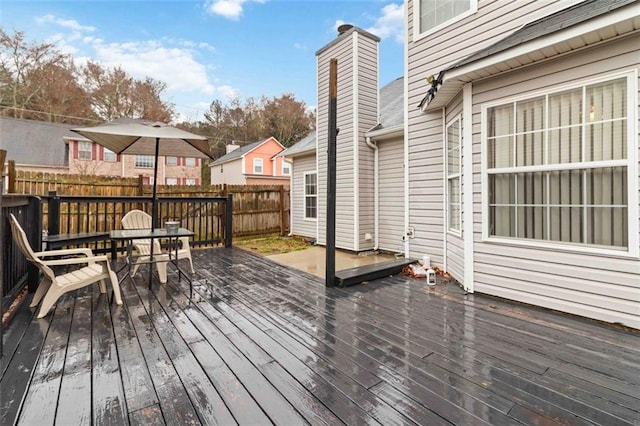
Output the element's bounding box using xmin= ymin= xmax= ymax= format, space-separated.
xmin=72 ymin=119 xmax=212 ymax=229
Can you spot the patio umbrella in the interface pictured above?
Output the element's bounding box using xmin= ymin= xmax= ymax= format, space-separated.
xmin=72 ymin=118 xmax=212 ymax=228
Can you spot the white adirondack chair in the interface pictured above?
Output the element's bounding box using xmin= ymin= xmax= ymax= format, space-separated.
xmin=9 ymin=213 xmax=122 ymax=318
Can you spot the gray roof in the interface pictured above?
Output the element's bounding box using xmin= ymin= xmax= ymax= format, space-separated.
xmin=378 ymin=77 xmax=404 ymax=130
xmin=451 ymin=0 xmax=635 ymax=71
xmin=0 ymin=117 xmax=87 ymax=167
xmin=211 ymin=138 xmax=268 ymax=166
xmin=279 ymin=132 xmax=316 ymax=157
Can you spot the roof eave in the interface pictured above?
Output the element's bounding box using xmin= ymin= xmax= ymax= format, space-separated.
xmin=421 ymin=4 xmax=640 ymax=112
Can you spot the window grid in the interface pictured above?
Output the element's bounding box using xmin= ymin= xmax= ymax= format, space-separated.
xmin=104 ymin=148 xmax=116 ymax=162
xmin=254 ymin=158 xmax=263 ymax=174
xmin=447 ymin=117 xmax=461 ymax=232
xmin=78 ymin=141 xmax=92 ymax=160
xmin=486 ymin=77 xmax=629 ymax=248
xmin=135 ymin=155 xmax=155 ymax=168
xmin=304 ymin=173 xmax=317 ymax=219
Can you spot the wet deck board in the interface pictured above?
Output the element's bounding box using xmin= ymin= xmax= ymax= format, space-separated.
xmin=2 ymin=247 xmax=639 ymax=425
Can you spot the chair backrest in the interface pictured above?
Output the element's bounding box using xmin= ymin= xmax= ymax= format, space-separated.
xmin=9 ymin=214 xmax=56 ymax=282
xmin=122 ymin=209 xmax=152 ymax=229
xmin=121 ymin=209 xmax=161 ymax=253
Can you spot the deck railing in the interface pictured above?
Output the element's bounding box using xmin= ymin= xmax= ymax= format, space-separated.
xmin=44 ymin=191 xmax=233 ymax=253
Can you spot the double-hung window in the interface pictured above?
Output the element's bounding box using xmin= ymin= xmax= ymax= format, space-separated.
xmin=254 ymin=158 xmax=263 ymax=174
xmin=417 ymin=0 xmax=477 ymax=36
xmin=135 ymin=155 xmax=154 ymax=168
xmin=485 ymin=74 xmax=634 ymax=251
xmin=447 ymin=117 xmax=461 ymax=232
xmin=103 ymin=148 xmax=116 ymax=162
xmin=304 ymin=172 xmax=317 ymax=219
xmin=78 ymin=141 xmax=93 ymax=160
xmin=283 ymin=161 xmax=291 ymax=175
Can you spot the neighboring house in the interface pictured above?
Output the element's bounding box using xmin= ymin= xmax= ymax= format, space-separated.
xmin=0 ymin=117 xmax=75 ymax=174
xmin=65 ymin=137 xmax=202 ymax=185
xmin=286 ymin=0 xmax=640 ymax=329
xmin=0 ymin=117 xmax=202 ymax=185
xmin=210 ymin=136 xmax=290 ymax=185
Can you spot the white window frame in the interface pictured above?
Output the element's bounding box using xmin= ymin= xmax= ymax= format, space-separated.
xmin=78 ymin=141 xmax=93 ymax=161
xmin=166 ymin=156 xmax=177 ymax=166
xmin=254 ymin=158 xmax=263 ymax=174
xmin=282 ymin=160 xmax=291 ymax=176
xmin=135 ymin=155 xmax=155 ymax=168
xmin=166 ymin=177 xmax=178 ymax=185
xmin=185 ymin=157 xmax=196 ymax=167
xmin=303 ymin=171 xmax=318 ymax=220
xmin=103 ymin=148 xmax=116 ymax=162
xmin=185 ymin=178 xmax=197 ymax=186
xmin=481 ymin=70 xmax=638 ymax=257
xmin=446 ymin=116 xmax=462 ymax=234
xmin=414 ymin=0 xmax=478 ymax=41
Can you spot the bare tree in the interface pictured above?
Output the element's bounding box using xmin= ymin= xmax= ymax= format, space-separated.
xmin=262 ymin=93 xmax=315 ymax=146
xmin=0 ymin=29 xmax=70 ymax=118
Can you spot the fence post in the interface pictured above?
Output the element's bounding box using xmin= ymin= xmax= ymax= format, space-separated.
xmin=27 ymin=196 xmax=43 ymax=292
xmin=225 ymin=193 xmax=233 ymax=248
xmin=7 ymin=160 xmax=16 ymax=194
xmin=48 ymin=190 xmax=60 ymax=235
xmin=279 ymin=185 xmax=285 ymax=236
xmin=137 ymin=174 xmax=144 ymax=196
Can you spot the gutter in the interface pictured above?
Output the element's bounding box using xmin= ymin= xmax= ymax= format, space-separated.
xmin=365 ymin=134 xmax=379 ymax=250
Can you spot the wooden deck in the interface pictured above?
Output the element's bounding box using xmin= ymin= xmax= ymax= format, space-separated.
xmin=2 ymin=247 xmax=639 ymax=425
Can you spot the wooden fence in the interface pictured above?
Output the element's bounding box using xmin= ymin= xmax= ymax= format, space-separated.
xmin=7 ymin=166 xmax=290 ymax=237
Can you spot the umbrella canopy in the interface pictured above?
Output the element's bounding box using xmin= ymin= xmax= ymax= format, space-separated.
xmin=71 ymin=118 xmax=213 ymax=230
xmin=71 ymin=119 xmax=212 ymax=159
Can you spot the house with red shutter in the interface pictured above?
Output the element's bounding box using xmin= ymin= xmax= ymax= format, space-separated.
xmin=0 ymin=117 xmax=202 ymax=185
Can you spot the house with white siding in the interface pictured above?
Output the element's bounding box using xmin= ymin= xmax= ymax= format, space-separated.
xmin=282 ymin=25 xmax=405 ymax=253
xmin=286 ymin=0 xmax=640 ymax=329
xmin=407 ymin=0 xmax=639 ymax=329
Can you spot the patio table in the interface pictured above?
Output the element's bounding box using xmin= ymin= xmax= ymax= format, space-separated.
xmin=110 ymin=228 xmax=194 ymax=296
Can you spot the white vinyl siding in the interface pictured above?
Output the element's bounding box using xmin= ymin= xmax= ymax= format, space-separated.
xmin=407 ymin=0 xmax=586 ymax=271
xmin=316 ymin=28 xmax=379 ymax=251
xmin=290 ymin=154 xmax=318 ymax=239
xmin=472 ymin=37 xmax=639 ymax=328
xmin=484 ymin=75 xmax=632 ymax=251
xmin=378 ymin=137 xmax=405 ymax=253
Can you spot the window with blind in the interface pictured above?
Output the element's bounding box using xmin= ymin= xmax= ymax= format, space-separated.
xmin=447 ymin=117 xmax=461 ymax=232
xmin=135 ymin=155 xmax=155 ymax=168
xmin=304 ymin=172 xmax=317 ymax=219
xmin=418 ymin=0 xmax=476 ymax=35
xmin=485 ymin=76 xmax=631 ymax=249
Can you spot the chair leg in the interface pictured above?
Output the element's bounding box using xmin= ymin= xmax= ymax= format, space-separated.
xmin=30 ymin=278 xmax=52 ymax=308
xmin=37 ymin=286 xmax=64 ymax=319
xmin=98 ymin=279 xmax=107 ymax=293
xmin=131 ymin=260 xmax=141 ymax=277
xmin=156 ymin=261 xmax=168 ymax=284
xmin=109 ymin=271 xmax=123 ymax=305
xmin=187 ymin=255 xmax=194 ymax=274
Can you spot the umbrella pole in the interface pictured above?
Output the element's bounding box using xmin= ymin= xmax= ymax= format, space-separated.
xmin=149 ymin=136 xmax=160 ymax=289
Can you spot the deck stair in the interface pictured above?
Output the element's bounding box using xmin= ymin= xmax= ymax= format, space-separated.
xmin=335 ymin=258 xmax=416 ymax=287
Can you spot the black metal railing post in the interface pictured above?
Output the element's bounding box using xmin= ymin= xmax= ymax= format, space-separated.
xmin=48 ymin=190 xmax=60 ymax=236
xmin=225 ymin=193 xmax=233 ymax=248
xmin=26 ymin=197 xmax=42 ymax=292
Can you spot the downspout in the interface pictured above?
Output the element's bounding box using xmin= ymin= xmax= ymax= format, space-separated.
xmin=365 ymin=135 xmax=379 ymax=250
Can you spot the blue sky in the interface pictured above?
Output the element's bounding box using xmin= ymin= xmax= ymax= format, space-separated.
xmin=2 ymin=0 xmax=404 ymax=122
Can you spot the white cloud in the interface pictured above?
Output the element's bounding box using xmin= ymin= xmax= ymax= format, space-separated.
xmin=205 ymin=0 xmax=265 ymax=20
xmin=35 ymin=14 xmax=96 ymax=32
xmin=91 ymin=39 xmax=214 ymax=94
xmin=366 ymin=3 xmax=404 ymax=43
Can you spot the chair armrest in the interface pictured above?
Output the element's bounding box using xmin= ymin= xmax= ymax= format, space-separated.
xmin=41 ymin=254 xmax=110 ymax=267
xmin=34 ymin=248 xmax=94 ymax=258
